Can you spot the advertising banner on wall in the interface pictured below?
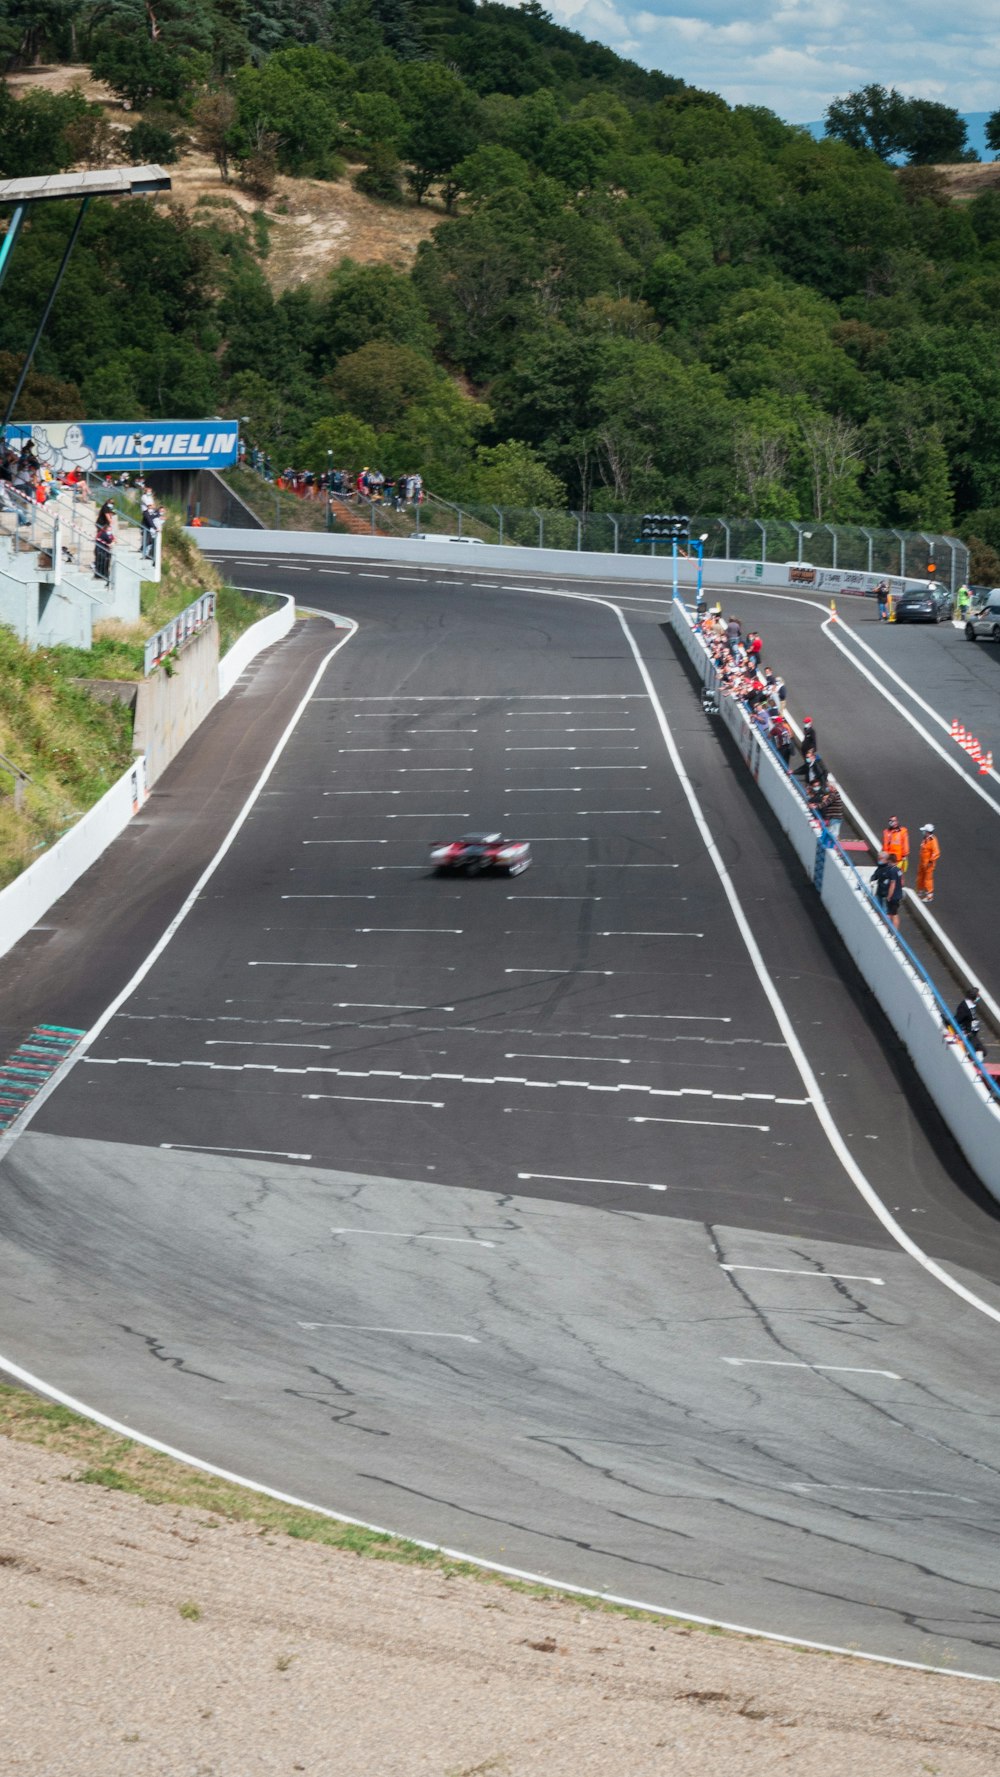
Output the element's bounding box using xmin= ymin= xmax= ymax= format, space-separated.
xmin=7 ymin=420 xmax=239 ymax=474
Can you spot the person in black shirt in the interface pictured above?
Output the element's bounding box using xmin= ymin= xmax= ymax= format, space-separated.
xmin=870 ymin=851 xmax=903 ymax=927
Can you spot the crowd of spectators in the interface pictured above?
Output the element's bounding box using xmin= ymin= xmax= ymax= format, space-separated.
xmin=243 ymin=445 xmax=423 ymax=511
xmin=695 ymin=605 xmax=844 ymax=837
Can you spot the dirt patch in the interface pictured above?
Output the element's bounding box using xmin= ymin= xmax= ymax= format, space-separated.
xmin=926 ymin=161 xmax=1000 ymax=202
xmin=8 ymin=66 xmax=442 ymax=294
xmin=1 ymin=1430 xmax=998 ymax=1775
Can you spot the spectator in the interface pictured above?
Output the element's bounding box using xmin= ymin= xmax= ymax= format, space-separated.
xmin=876 ymin=580 xmax=890 ymax=622
xmin=870 ymin=850 xmax=903 ymax=928
xmin=94 ymin=509 xmax=114 ymax=580
xmin=800 ymin=715 xmax=817 ymax=757
xmin=916 ymin=824 xmax=940 ymax=901
xmin=818 ymin=777 xmax=843 ymax=839
xmin=954 ymin=989 xmax=985 ymax=1058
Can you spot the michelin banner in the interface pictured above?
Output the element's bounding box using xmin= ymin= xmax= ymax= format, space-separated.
xmin=8 ymin=420 xmax=239 ymax=474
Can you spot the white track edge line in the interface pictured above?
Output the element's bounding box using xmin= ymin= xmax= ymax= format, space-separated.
xmin=0 ymin=1345 xmax=991 ymax=1683
xmin=0 ymin=607 xmax=358 ymax=1159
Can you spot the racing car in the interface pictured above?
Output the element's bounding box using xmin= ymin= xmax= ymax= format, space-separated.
xmin=429 ymin=832 xmax=532 ymax=876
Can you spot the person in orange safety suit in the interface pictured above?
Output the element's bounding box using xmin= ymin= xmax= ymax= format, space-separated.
xmin=881 ymin=815 xmax=909 ymax=873
xmin=917 ymin=823 xmax=940 ymax=901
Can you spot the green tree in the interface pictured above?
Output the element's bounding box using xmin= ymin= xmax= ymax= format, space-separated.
xmin=402 ymin=63 xmax=482 ymax=204
xmin=90 ymin=37 xmax=193 ymax=109
xmin=326 ymin=341 xmax=438 ymax=429
xmin=824 ymin=84 xmax=908 ymax=159
xmin=323 ymin=261 xmax=435 ymax=359
xmin=894 ymin=424 xmax=954 ymax=529
xmin=465 ymin=439 xmax=567 ymax=508
xmin=898 ymin=99 xmax=975 ymax=165
xmin=298 ymin=413 xmax=380 ymax=473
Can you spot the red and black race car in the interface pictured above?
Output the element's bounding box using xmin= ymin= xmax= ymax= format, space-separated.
xmin=429 ymin=832 xmax=532 ymax=876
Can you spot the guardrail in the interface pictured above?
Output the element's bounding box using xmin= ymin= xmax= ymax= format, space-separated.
xmin=670 ymin=596 xmax=1000 ymax=1201
xmin=144 ymin=592 xmax=215 ymax=675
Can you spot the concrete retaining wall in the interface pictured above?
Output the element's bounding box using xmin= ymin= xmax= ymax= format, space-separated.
xmin=670 ymin=597 xmax=1000 ymax=1201
xmin=134 ymin=622 xmax=221 ymax=787
xmin=0 ymin=760 xmax=145 ymax=962
xmin=218 ymin=592 xmax=295 ymax=698
xmin=193 ymin=527 xmax=933 ymax=598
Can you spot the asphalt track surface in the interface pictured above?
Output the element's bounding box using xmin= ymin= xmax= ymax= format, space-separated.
xmin=3 ymin=555 xmax=1000 ymax=1676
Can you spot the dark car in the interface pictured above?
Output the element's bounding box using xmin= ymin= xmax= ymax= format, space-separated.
xmin=429 ymin=832 xmax=531 ymax=876
xmin=893 ymin=584 xmax=953 ymax=623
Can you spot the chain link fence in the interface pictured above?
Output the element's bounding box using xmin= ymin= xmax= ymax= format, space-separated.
xmin=210 ymin=471 xmax=970 ymax=592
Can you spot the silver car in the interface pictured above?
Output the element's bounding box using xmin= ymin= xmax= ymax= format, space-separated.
xmin=965 ymin=590 xmax=1000 ymax=643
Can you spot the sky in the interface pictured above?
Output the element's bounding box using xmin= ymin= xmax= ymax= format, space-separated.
xmin=541 ymin=0 xmax=1000 ymax=125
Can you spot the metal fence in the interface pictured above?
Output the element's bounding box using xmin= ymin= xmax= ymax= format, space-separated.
xmin=214 ymin=471 xmax=970 ymax=592
xmin=144 ymin=592 xmax=215 ymax=675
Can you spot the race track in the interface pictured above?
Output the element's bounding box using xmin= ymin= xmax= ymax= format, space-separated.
xmin=2 ymin=555 xmax=1000 ymax=1675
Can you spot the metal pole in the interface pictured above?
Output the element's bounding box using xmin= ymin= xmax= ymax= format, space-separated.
xmin=0 ymin=203 xmax=26 ymax=295
xmin=2 ymin=197 xmax=90 ymax=433
xmin=573 ymin=512 xmax=582 ymax=551
xmin=860 ymin=528 xmax=874 ymax=573
xmin=326 ymin=450 xmax=332 ymax=531
xmin=492 ymin=505 xmax=504 ymax=546
xmin=671 ymin=536 xmax=679 ymax=603
xmin=610 ymin=516 xmax=619 ymax=553
xmin=533 ymin=508 xmax=543 ymax=548
xmin=695 ymin=539 xmax=704 ymax=602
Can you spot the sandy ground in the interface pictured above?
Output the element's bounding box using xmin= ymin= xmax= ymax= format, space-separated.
xmin=1 ymin=1434 xmax=998 ymax=1776
xmin=7 ymin=65 xmax=441 ymax=292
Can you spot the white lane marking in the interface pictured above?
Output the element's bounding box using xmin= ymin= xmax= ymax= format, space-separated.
xmin=506 ymin=1052 xmax=631 ymax=1064
xmin=303 ymin=1093 xmax=445 ymax=1107
xmin=276 ymin=564 xmax=309 ymax=571
xmin=588 ymin=862 xmax=678 ymax=868
xmin=721 ymin=1265 xmax=885 ymax=1284
xmin=505 ymin=786 xmax=582 ymax=793
xmin=359 ymin=572 xmax=390 ymax=578
xmin=517 ymin=1171 xmax=666 ymax=1191
xmin=631 ymin=1115 xmax=770 ymax=1130
xmin=597 ymin=930 xmax=703 ymax=938
xmin=397 ymin=767 xmax=474 ymax=773
xmin=160 ymin=1144 xmax=312 ymax=1159
xmin=317 ymin=567 xmax=348 ymax=574
xmin=575 ymin=810 xmax=660 ymax=815
xmin=330 ymin=1229 xmax=495 ymax=1247
xmin=519 ymin=836 xmax=590 ymax=842
xmin=339 ymin=747 xmax=411 ymax=753
xmin=0 ymin=1353 xmax=981 ymax=1684
xmin=0 ymin=612 xmax=359 ymax=1159
xmin=282 ymin=894 xmax=375 ymax=900
xmin=613 ymin=1013 xmax=731 ymax=1022
xmin=787 ymin=1483 xmax=976 ymax=1499
xmin=372 ymin=864 xmax=426 ymax=870
xmin=249 ymin=961 xmax=358 ymax=969
xmin=323 ymin=790 xmax=402 ymax=795
xmin=303 ymin=838 xmax=388 ymax=844
xmin=723 ymin=1359 xmax=900 ymax=1378
xmin=315 ymin=695 xmax=643 ymax=701
xmin=822 ymin=612 xmax=1000 ymax=814
xmin=299 ymin=1321 xmax=476 ymax=1339
xmin=356 ymin=927 xmax=462 ymax=934
xmin=507 ymin=895 xmax=600 ymax=901
xmin=408 ymin=728 xmax=479 ymax=733
xmin=505 ymin=967 xmax=614 ymax=975
xmin=385 ymin=812 xmax=469 ymax=817
xmin=505 ymin=746 xmax=577 ymax=752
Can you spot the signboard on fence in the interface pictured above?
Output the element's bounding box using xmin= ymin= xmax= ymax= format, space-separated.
xmin=7 ymin=420 xmax=239 ymax=474
xmin=786 ymin=565 xmax=910 ymax=596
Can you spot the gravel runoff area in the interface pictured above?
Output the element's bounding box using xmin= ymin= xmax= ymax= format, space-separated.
xmin=2 ymin=1434 xmax=998 ymax=1775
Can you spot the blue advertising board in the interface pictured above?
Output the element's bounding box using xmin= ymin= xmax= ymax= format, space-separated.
xmin=8 ymin=420 xmax=239 ymax=474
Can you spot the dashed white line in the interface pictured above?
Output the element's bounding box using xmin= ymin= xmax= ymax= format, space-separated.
xmin=303 ymin=1093 xmax=445 ymax=1107
xmin=517 ymin=1171 xmax=666 ymax=1192
xmin=720 ymin=1265 xmax=885 ymax=1284
xmin=722 ymin=1359 xmax=900 ymax=1378
xmin=298 ymin=1321 xmax=475 ymax=1339
xmin=631 ymin=1115 xmax=770 ymax=1130
xmin=330 ymin=1229 xmax=495 ymax=1248
xmin=598 ymin=930 xmax=703 ymax=938
xmin=613 ymin=1012 xmax=730 ymax=1022
xmin=160 ymin=1144 xmax=312 ymax=1159
xmin=249 ymin=961 xmax=358 ymax=969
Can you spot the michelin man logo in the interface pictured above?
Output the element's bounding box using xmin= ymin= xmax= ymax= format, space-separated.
xmin=31 ymin=424 xmax=97 ymax=477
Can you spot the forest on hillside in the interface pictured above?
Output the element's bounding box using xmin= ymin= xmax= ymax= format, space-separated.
xmin=4 ymin=1 xmax=1000 ymax=567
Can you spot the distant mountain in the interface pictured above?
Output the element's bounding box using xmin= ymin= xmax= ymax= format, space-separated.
xmin=802 ymin=112 xmax=996 ymax=161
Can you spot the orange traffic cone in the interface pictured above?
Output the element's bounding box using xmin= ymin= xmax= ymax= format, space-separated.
xmin=980 ymin=751 xmax=993 ymax=774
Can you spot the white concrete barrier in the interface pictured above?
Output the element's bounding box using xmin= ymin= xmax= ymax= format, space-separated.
xmin=671 ymin=597 xmax=1000 ymax=1200
xmin=0 ymin=758 xmax=145 ymax=962
xmin=192 ymin=529 xmax=934 ymax=598
xmin=218 ymin=591 xmax=295 ymax=698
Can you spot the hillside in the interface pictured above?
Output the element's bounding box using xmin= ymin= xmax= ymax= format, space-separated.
xmin=4 ymin=6 xmax=1000 ymax=574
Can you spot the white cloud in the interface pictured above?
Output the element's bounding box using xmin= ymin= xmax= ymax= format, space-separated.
xmin=539 ymin=0 xmax=1000 ymax=122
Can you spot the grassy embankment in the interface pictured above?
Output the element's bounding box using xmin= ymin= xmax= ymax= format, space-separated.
xmin=0 ymin=517 xmax=270 ymax=886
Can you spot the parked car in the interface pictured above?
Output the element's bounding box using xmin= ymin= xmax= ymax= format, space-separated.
xmin=893 ymin=583 xmax=953 ymax=623
xmin=965 ymin=589 xmax=1000 ymax=642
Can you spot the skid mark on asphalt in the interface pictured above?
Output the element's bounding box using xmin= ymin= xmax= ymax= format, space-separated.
xmin=0 ymin=1026 xmax=85 ymax=1128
